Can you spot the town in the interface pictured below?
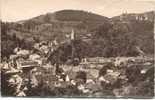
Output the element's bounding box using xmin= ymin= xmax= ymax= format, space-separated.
xmin=1 ymin=29 xmax=154 ymax=97
xmin=1 ymin=0 xmax=154 ymax=97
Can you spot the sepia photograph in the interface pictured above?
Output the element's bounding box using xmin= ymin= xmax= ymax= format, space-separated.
xmin=0 ymin=0 xmax=155 ymax=98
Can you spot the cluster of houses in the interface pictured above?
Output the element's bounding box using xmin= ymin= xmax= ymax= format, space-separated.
xmin=1 ymin=38 xmax=61 ymax=96
xmin=119 ymin=11 xmax=151 ymax=22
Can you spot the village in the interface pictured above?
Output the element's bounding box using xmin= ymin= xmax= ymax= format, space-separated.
xmin=1 ymin=29 xmax=154 ymax=97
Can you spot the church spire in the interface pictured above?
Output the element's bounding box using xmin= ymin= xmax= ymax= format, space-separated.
xmin=71 ymin=29 xmax=75 ymax=40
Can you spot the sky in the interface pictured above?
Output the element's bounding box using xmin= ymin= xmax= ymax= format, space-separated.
xmin=1 ymin=0 xmax=155 ymax=22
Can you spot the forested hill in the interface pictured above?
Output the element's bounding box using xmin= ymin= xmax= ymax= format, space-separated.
xmin=110 ymin=11 xmax=154 ymax=56
xmin=1 ymin=10 xmax=154 ymax=58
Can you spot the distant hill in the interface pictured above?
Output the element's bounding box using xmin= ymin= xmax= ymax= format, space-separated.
xmin=55 ymin=10 xmax=109 ymax=22
xmin=6 ymin=10 xmax=109 ymax=42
